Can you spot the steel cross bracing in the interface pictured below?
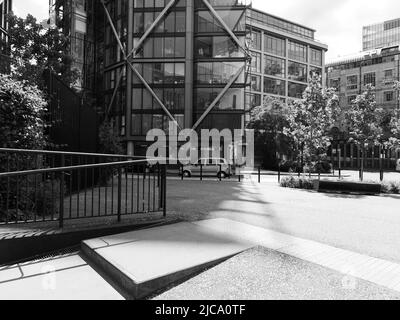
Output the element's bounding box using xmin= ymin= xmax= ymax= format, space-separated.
xmin=101 ymin=0 xmax=181 ymax=129
xmin=192 ymin=0 xmax=251 ymax=130
xmin=102 ymin=0 xmax=250 ymax=131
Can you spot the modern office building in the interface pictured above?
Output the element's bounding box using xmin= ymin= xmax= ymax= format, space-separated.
xmin=245 ymin=8 xmax=328 ymax=121
xmin=363 ymin=18 xmax=400 ymax=51
xmin=49 ymin=0 xmax=327 ymax=157
xmin=0 ymin=0 xmax=12 ymax=74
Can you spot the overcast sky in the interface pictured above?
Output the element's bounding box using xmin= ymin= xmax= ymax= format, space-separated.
xmin=12 ymin=0 xmax=400 ymax=62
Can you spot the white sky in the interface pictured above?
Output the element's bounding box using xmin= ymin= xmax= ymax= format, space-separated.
xmin=12 ymin=0 xmax=400 ymax=62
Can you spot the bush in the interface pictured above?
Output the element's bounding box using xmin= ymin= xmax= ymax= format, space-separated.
xmin=381 ymin=181 xmax=400 ymax=194
xmin=0 ymin=176 xmax=65 ymax=222
xmin=280 ymin=176 xmax=314 ymax=190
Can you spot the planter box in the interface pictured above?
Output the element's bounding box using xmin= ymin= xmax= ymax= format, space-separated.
xmin=313 ymin=180 xmax=381 ymax=195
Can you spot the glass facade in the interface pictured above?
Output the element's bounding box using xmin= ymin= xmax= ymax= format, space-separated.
xmin=194 ymin=0 xmax=248 ymax=130
xmin=0 ymin=0 xmax=12 ymax=74
xmin=363 ymin=19 xmax=400 ymax=51
xmin=246 ymin=18 xmax=326 ymax=106
xmin=52 ymin=0 xmax=326 ymax=154
xmin=247 ymin=8 xmax=315 ymax=40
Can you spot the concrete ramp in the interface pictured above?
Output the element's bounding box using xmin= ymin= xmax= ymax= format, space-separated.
xmin=82 ymin=222 xmax=252 ymax=299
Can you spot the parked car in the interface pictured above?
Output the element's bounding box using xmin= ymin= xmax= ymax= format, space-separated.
xmin=181 ymin=158 xmax=231 ymax=179
xmin=397 ymin=159 xmax=400 ymax=172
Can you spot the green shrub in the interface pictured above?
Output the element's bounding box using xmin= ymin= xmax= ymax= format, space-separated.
xmin=280 ymin=176 xmax=314 ymax=190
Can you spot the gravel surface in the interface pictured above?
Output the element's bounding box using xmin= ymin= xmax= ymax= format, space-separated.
xmin=155 ymin=247 xmax=400 ymax=300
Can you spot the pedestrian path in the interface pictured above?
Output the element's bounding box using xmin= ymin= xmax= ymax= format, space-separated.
xmin=0 ymin=254 xmax=123 ymax=300
xmin=1 ymin=218 xmax=400 ymax=299
xmin=192 ymin=219 xmax=400 ymax=293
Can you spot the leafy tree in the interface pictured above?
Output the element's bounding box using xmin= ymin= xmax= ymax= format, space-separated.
xmin=3 ymin=13 xmax=79 ymax=88
xmin=283 ymin=75 xmax=341 ymax=169
xmin=388 ymin=82 xmax=400 ymax=149
xmin=247 ymin=96 xmax=293 ymax=169
xmin=345 ymin=85 xmax=384 ymax=176
xmin=0 ymin=74 xmax=47 ymax=150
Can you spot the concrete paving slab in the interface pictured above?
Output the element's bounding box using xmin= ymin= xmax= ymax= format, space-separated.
xmin=81 ymin=222 xmax=253 ymax=299
xmin=155 ymin=247 xmax=400 ymax=300
xmin=0 ymin=255 xmax=124 ymax=300
xmin=191 ymin=219 xmax=400 ymax=293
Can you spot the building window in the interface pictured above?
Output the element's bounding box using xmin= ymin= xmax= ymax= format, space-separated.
xmin=288 ymin=61 xmax=307 ymax=83
xmin=250 ymin=52 xmax=261 ymax=73
xmin=384 ymin=91 xmax=394 ymax=102
xmin=245 ymin=93 xmax=262 ymax=110
xmin=195 ymin=36 xmax=243 ymax=58
xmin=264 ymin=55 xmax=285 ymax=78
xmin=264 ymin=77 xmax=286 ymax=96
xmin=346 ymin=75 xmax=358 ymax=90
xmin=264 ymin=33 xmax=286 ymax=57
xmin=249 ymin=28 xmax=262 ymax=51
xmin=363 ymin=72 xmax=376 ymax=87
xmin=309 ymin=66 xmax=322 ymax=79
xmin=288 ymin=82 xmax=307 ymax=98
xmin=195 ymin=88 xmax=244 ymax=111
xmin=385 ymin=69 xmax=394 ymax=78
xmin=288 ymin=41 xmax=307 ymax=63
xmin=250 ymin=75 xmax=261 ymax=92
xmin=310 ymin=48 xmax=322 ymax=66
xmin=196 ymin=61 xmax=245 ymax=85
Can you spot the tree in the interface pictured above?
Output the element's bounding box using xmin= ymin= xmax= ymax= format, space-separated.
xmin=0 ymin=74 xmax=48 ymax=150
xmin=247 ymin=96 xmax=293 ymax=169
xmin=3 ymin=13 xmax=79 ymax=88
xmin=345 ymin=84 xmax=384 ymax=177
xmin=388 ymin=82 xmax=400 ymax=149
xmin=283 ymin=75 xmax=341 ymax=170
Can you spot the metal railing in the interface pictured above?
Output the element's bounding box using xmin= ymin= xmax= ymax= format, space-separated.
xmin=0 ymin=148 xmax=147 ymax=173
xmin=0 ymin=155 xmax=167 ymax=228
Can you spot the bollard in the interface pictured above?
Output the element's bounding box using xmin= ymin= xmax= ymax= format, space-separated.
xmin=200 ymin=164 xmax=203 ymax=181
xmin=258 ymin=167 xmax=261 ymax=183
xmin=278 ymin=166 xmax=281 ymax=183
xmin=219 ymin=164 xmax=222 ymax=182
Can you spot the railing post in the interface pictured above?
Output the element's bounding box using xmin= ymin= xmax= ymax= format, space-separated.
xmin=117 ymin=166 xmax=122 ymax=222
xmin=59 ymin=155 xmax=65 ymax=229
xmin=163 ymin=165 xmax=167 ymax=218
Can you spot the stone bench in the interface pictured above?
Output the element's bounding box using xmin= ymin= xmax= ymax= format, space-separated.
xmin=313 ymin=180 xmax=381 ymax=195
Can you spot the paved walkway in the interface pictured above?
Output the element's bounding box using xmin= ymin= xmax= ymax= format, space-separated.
xmin=192 ymin=219 xmax=400 ymax=294
xmin=156 ymin=247 xmax=400 ymax=300
xmin=0 ymin=253 xmax=123 ymax=300
xmin=1 ymin=218 xmax=400 ymax=299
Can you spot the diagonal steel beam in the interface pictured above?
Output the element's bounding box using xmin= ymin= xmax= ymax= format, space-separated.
xmin=101 ymin=0 xmax=127 ymax=58
xmin=127 ymin=0 xmax=177 ymax=59
xmin=105 ymin=69 xmax=124 ymax=118
xmin=192 ymin=65 xmax=246 ymax=131
xmin=201 ymin=0 xmax=250 ymax=59
xmin=126 ymin=60 xmax=181 ymax=130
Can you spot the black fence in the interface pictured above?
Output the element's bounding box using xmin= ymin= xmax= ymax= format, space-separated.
xmin=0 ymin=150 xmax=167 ymax=228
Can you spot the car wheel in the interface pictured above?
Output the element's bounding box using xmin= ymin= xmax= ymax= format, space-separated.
xmin=218 ymin=172 xmax=227 ymax=179
xmin=183 ymin=171 xmax=191 ymax=178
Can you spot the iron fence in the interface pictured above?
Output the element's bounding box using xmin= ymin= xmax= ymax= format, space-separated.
xmin=0 ymin=159 xmax=167 ymax=228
